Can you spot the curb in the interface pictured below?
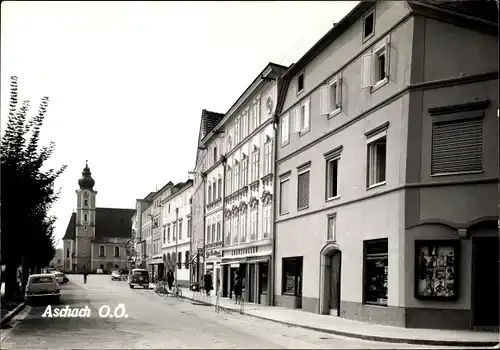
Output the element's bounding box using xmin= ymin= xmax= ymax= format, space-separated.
xmin=0 ymin=300 xmax=27 ymax=326
xmin=179 ymin=293 xmax=498 ymax=347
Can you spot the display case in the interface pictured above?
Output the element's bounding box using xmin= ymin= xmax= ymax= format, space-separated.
xmin=414 ymin=240 xmax=460 ymax=300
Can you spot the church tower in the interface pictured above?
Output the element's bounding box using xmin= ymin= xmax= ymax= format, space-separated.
xmin=74 ymin=161 xmax=97 ymax=272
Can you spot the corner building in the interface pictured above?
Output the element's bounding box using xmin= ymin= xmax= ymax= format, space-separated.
xmin=273 ymin=1 xmax=498 ymax=330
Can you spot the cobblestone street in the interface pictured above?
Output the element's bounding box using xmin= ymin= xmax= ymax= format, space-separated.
xmin=0 ymin=275 xmax=477 ymax=349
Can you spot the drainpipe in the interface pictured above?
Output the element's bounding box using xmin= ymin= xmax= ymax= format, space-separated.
xmin=271 ymin=75 xmax=281 ymax=307
xmin=221 ymin=154 xmax=227 ymax=296
xmin=201 ymin=169 xmax=207 ymax=284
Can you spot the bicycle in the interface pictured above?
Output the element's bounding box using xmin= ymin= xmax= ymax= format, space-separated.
xmin=171 ymin=281 xmax=183 ymax=298
xmin=155 ymin=280 xmax=168 ymax=296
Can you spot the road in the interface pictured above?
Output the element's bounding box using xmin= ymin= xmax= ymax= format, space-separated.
xmin=1 ymin=275 xmax=466 ymax=349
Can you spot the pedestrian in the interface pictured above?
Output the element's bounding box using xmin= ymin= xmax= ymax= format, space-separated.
xmin=203 ymin=271 xmax=213 ymax=296
xmin=233 ymin=272 xmax=242 ymax=305
xmin=166 ymin=268 xmax=174 ymax=291
xmin=83 ymin=266 xmax=88 ymax=284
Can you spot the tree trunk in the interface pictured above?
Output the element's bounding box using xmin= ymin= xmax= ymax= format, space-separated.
xmin=3 ymin=265 xmax=20 ymax=301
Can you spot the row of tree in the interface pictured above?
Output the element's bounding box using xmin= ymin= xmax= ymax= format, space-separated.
xmin=1 ymin=76 xmax=67 ymax=300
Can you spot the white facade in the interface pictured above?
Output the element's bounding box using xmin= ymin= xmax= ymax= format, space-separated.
xmin=161 ymin=182 xmax=193 ymax=285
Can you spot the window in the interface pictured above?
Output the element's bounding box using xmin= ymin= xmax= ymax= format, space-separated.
xmin=99 ymin=245 xmax=105 ymax=257
xmin=225 ymin=219 xmax=231 ymax=245
xmin=163 ymin=227 xmax=166 ymax=244
xmin=232 ymin=216 xmax=239 ymax=245
xmin=263 ymin=206 xmax=271 ymax=239
xmin=216 ymin=222 xmax=221 ymax=241
xmin=185 ymin=251 xmax=190 ymax=269
xmin=114 ymin=246 xmax=119 ymax=257
xmin=213 ymin=146 xmax=218 ymax=163
xmin=249 ymin=104 xmax=256 ymax=131
xmin=431 ymin=119 xmax=483 ymax=174
xmin=84 ymin=213 xmax=87 ymax=222
xmin=279 ymin=178 xmax=290 ymax=215
xmin=297 ymin=169 xmax=310 ymax=210
xmin=254 ymin=99 xmax=260 ymax=127
xmin=241 ymin=112 xmax=248 ymax=139
xmin=240 ymin=157 xmax=248 ymax=187
xmin=250 ymin=209 xmax=258 ymax=241
xmin=173 ymin=223 xmax=177 ymax=240
xmin=207 ymin=183 xmax=212 ymax=203
xmin=235 ymin=118 xmax=240 ymax=145
xmin=226 ymin=168 xmax=232 ymax=194
xmin=227 ymin=134 xmax=232 ymax=151
xmin=207 ymin=225 xmax=211 ymax=244
xmin=367 ymin=136 xmax=387 ymax=187
xmin=282 ymin=257 xmax=303 ymax=296
xmin=264 ymin=141 xmax=272 ymax=175
xmin=320 ymin=77 xmax=342 ymax=117
xmin=281 ymin=113 xmax=290 ymax=145
xmin=66 ymin=248 xmax=69 ymax=258
xmin=167 ymin=225 xmax=171 ymax=242
xmin=84 ymin=199 xmax=88 ymax=207
xmin=296 ymin=99 xmax=310 ymax=133
xmin=363 ymin=11 xmax=374 ymax=40
xmin=361 ymin=37 xmax=390 ymax=89
xmin=212 ymin=182 xmax=217 ymax=202
xmin=327 ymin=214 xmax=336 ymax=241
xmin=233 ymin=163 xmax=240 ymax=190
xmin=179 ymin=221 xmax=183 ymax=240
xmin=297 ymin=73 xmax=304 ymax=94
xmin=187 ymin=219 xmax=191 ymax=238
xmin=217 ymin=178 xmax=222 ymax=199
xmin=211 ymin=223 xmax=215 ymax=242
xmin=326 ymin=155 xmax=340 ymax=200
xmin=364 ymin=239 xmax=388 ymax=306
xmin=239 ymin=214 xmax=247 ymax=243
xmin=251 ymin=149 xmax=259 ymax=182
xmin=177 ymin=252 xmax=182 ymax=267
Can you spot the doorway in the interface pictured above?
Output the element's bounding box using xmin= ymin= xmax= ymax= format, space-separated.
xmin=472 ymin=237 xmax=499 ymax=330
xmin=248 ymin=264 xmax=255 ymax=303
xmin=319 ymin=244 xmax=342 ymax=316
xmin=328 ymin=251 xmax=342 ymax=315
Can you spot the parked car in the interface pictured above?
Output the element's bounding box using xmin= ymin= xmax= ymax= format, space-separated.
xmin=25 ymin=274 xmax=60 ymax=304
xmin=96 ymin=269 xmax=103 ymax=274
xmin=111 ymin=270 xmax=121 ymax=281
xmin=52 ymin=271 xmax=69 ymax=284
xmin=128 ymin=269 xmax=149 ymax=289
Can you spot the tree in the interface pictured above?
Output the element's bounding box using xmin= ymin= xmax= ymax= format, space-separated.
xmin=1 ymin=76 xmax=67 ymax=300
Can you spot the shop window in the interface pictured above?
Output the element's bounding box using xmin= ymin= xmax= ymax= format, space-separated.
xmin=282 ymin=256 xmax=303 ymax=296
xmin=363 ymin=239 xmax=388 ymax=306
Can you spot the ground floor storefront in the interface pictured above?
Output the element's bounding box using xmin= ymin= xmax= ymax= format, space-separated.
xmin=221 ymin=241 xmax=273 ymax=305
xmin=204 ymin=243 xmax=222 ymax=293
xmin=161 ymin=244 xmax=191 ymax=286
xmin=274 ymin=207 xmax=499 ymax=330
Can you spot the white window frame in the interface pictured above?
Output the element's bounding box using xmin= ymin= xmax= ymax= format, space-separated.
xmin=362 ymin=10 xmax=375 ymax=42
xmin=320 ymin=75 xmax=342 ymax=118
xmin=326 ymin=156 xmax=340 ymax=201
xmin=251 ymin=149 xmax=259 ymax=182
xmin=297 ymin=99 xmax=310 ymax=135
xmin=216 ymin=222 xmax=221 ymax=242
xmin=233 ymin=162 xmax=240 ymax=190
xmin=279 ymin=177 xmax=290 ymax=215
xmin=263 ymin=205 xmax=271 ymax=239
xmin=114 ymin=246 xmax=120 ymax=257
xmin=226 ymin=168 xmax=232 ymax=194
xmin=361 ymin=36 xmax=390 ymax=91
xmin=297 ymin=167 xmax=311 ymax=210
xmin=99 ymin=245 xmax=105 ymax=257
xmin=207 ymin=225 xmax=211 ymax=244
xmin=232 ymin=216 xmax=239 ymax=245
xmin=327 ymin=213 xmax=337 ymax=242
xmin=240 ymin=213 xmax=246 ymax=243
xmin=234 ymin=117 xmax=240 ymax=145
xmin=250 ymin=209 xmax=258 ymax=241
xmin=281 ymin=113 xmax=290 ymax=146
xmin=240 ymin=156 xmax=248 ymax=186
xmin=241 ymin=111 xmax=248 ymax=139
xmin=366 ymin=129 xmax=387 ymax=189
xmin=264 ymin=141 xmax=272 ymax=175
xmin=225 ymin=219 xmax=231 ymax=245
xmin=207 ymin=182 xmax=212 ymax=203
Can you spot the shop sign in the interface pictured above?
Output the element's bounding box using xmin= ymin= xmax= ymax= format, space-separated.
xmin=206 ymin=250 xmax=221 ymax=259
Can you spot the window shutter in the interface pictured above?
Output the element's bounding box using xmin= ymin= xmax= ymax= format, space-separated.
xmin=320 ymin=85 xmax=330 ymax=116
xmin=361 ymin=54 xmax=372 ymax=88
xmin=290 ymin=108 xmax=297 ymax=133
xmin=384 ymin=36 xmax=390 ymax=80
xmin=431 ymin=119 xmax=483 ymax=174
xmin=336 ymin=78 xmax=342 ymax=108
xmin=281 ymin=114 xmax=289 ymax=142
xmin=303 ymin=100 xmax=310 ymax=130
xmin=297 ymin=171 xmax=310 ymax=208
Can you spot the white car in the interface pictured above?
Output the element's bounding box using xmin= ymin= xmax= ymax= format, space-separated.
xmin=25 ymin=274 xmax=60 ymax=304
xmin=96 ymin=269 xmax=103 ymax=274
xmin=111 ymin=270 xmax=121 ymax=281
xmin=52 ymin=271 xmax=68 ymax=284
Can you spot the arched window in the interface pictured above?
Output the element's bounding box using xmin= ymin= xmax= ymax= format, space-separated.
xmin=66 ymin=248 xmax=70 ymax=258
xmin=84 ymin=199 xmax=88 ymax=206
xmin=99 ymin=245 xmax=105 ymax=257
xmin=114 ymin=246 xmax=120 ymax=257
xmin=84 ymin=213 xmax=88 ymax=222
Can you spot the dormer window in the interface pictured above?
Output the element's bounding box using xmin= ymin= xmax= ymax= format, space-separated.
xmin=297 ymin=72 xmax=304 ymax=95
xmin=363 ymin=11 xmax=375 ymax=41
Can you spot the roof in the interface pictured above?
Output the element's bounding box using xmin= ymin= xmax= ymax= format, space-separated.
xmin=63 ymin=207 xmax=135 ymax=241
xmin=143 ymin=192 xmax=156 ymax=201
xmin=95 ymin=208 xmax=135 ymax=240
xmin=408 ymin=0 xmax=499 ymax=23
xmin=152 ymin=181 xmax=174 ymax=200
xmin=63 ymin=212 xmax=76 ymax=240
xmin=202 ymin=109 xmax=225 ymax=139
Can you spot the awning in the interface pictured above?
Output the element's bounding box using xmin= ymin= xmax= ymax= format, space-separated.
xmin=221 ymin=256 xmax=270 ymax=265
xmin=148 ymin=259 xmax=164 ymax=265
xmin=220 ymin=259 xmax=248 ymax=266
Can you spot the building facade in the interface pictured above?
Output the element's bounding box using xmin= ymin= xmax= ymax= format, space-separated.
xmin=161 ymin=180 xmax=193 ymax=286
xmin=199 ymin=63 xmax=288 ymax=305
xmin=190 ymin=109 xmax=225 ymax=285
xmin=62 ymin=162 xmax=135 ymax=273
xmin=273 ymin=0 xmax=498 ymax=330
xmin=135 ymin=192 xmax=154 ymax=269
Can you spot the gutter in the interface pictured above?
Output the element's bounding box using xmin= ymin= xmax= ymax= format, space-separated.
xmin=201 ymin=170 xmax=207 ymax=284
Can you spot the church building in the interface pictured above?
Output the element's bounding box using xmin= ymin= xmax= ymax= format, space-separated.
xmin=62 ymin=162 xmax=135 ymax=273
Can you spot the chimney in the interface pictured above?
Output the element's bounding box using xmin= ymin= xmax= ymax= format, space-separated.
xmin=333 ymin=22 xmax=337 ymax=27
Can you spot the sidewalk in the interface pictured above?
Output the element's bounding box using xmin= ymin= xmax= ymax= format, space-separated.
xmin=157 ymin=285 xmax=499 ymax=347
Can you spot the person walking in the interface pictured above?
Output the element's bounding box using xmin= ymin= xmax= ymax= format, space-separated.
xmin=166 ymin=268 xmax=174 ymax=291
xmin=203 ymin=271 xmax=213 ymax=296
xmin=83 ymin=266 xmax=88 ymax=284
xmin=233 ymin=272 xmax=242 ymax=305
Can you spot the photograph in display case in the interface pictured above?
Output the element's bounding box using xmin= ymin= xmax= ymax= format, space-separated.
xmin=414 ymin=240 xmax=460 ymax=300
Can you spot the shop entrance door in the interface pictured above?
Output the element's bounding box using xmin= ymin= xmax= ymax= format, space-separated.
xmin=472 ymin=237 xmax=499 ymax=330
xmin=248 ymin=264 xmax=255 ymax=303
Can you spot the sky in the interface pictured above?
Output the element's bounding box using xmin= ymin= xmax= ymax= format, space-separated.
xmin=1 ymin=1 xmax=358 ymax=247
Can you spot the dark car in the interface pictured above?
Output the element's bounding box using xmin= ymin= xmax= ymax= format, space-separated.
xmin=129 ymin=269 xmax=149 ymax=289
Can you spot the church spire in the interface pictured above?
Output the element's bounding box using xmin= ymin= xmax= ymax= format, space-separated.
xmin=78 ymin=160 xmax=95 ymax=190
